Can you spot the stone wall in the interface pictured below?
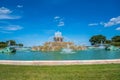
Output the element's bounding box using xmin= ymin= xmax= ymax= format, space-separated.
xmin=32 ymin=42 xmax=87 ymax=52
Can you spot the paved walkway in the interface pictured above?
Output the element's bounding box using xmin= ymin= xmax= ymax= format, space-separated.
xmin=0 ymin=59 xmax=120 ymax=65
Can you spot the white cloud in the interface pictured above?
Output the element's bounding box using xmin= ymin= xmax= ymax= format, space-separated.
xmin=104 ymin=16 xmax=120 ymax=27
xmin=116 ymin=27 xmax=120 ymax=31
xmin=0 ymin=15 xmax=21 ymax=19
xmin=0 ymin=7 xmax=12 ymax=14
xmin=100 ymin=22 xmax=105 ymax=25
xmin=4 ymin=25 xmax=23 ymax=31
xmin=54 ymin=16 xmax=60 ymax=19
xmin=17 ymin=5 xmax=23 ymax=8
xmin=0 ymin=25 xmax=23 ymax=31
xmin=0 ymin=7 xmax=21 ymax=19
xmin=54 ymin=16 xmax=65 ymax=27
xmin=58 ymin=21 xmax=64 ymax=26
xmin=88 ymin=23 xmax=98 ymax=26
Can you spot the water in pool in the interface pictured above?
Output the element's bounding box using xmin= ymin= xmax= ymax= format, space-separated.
xmin=0 ymin=49 xmax=120 ymax=60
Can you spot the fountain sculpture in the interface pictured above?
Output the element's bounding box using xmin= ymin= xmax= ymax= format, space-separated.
xmin=32 ymin=31 xmax=87 ymax=52
xmin=98 ymin=41 xmax=105 ymax=49
xmin=61 ymin=44 xmax=75 ymax=53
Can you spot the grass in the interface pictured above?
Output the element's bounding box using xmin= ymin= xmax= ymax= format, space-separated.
xmin=0 ymin=64 xmax=120 ymax=80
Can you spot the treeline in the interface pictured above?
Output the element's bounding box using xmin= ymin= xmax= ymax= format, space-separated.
xmin=0 ymin=40 xmax=23 ymax=48
xmin=89 ymin=35 xmax=120 ymax=46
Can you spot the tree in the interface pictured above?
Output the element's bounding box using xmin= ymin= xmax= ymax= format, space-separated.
xmin=6 ymin=40 xmax=16 ymax=46
xmin=0 ymin=40 xmax=24 ymax=48
xmin=16 ymin=43 xmax=24 ymax=47
xmin=89 ymin=35 xmax=106 ymax=45
xmin=111 ymin=36 xmax=120 ymax=46
xmin=0 ymin=42 xmax=7 ymax=48
xmin=112 ymin=36 xmax=120 ymax=42
xmin=105 ymin=40 xmax=111 ymax=44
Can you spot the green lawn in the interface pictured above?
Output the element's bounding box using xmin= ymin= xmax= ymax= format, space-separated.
xmin=0 ymin=64 xmax=120 ymax=80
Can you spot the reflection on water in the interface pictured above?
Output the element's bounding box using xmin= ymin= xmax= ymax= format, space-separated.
xmin=0 ymin=52 xmax=16 ymax=55
xmin=0 ymin=50 xmax=120 ymax=60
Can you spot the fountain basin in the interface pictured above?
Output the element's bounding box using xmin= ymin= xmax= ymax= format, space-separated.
xmin=0 ymin=49 xmax=120 ymax=60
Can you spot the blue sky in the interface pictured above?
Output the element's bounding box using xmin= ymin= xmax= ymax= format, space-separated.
xmin=0 ymin=0 xmax=120 ymax=46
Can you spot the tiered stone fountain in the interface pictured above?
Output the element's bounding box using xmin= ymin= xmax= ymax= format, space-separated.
xmin=32 ymin=31 xmax=87 ymax=52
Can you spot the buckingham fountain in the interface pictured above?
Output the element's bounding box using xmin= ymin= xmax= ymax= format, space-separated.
xmin=32 ymin=31 xmax=87 ymax=52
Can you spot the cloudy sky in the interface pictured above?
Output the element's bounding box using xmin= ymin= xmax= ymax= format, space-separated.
xmin=0 ymin=0 xmax=120 ymax=46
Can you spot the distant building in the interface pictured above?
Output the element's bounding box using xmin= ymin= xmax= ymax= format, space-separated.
xmin=54 ymin=31 xmax=63 ymax=42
